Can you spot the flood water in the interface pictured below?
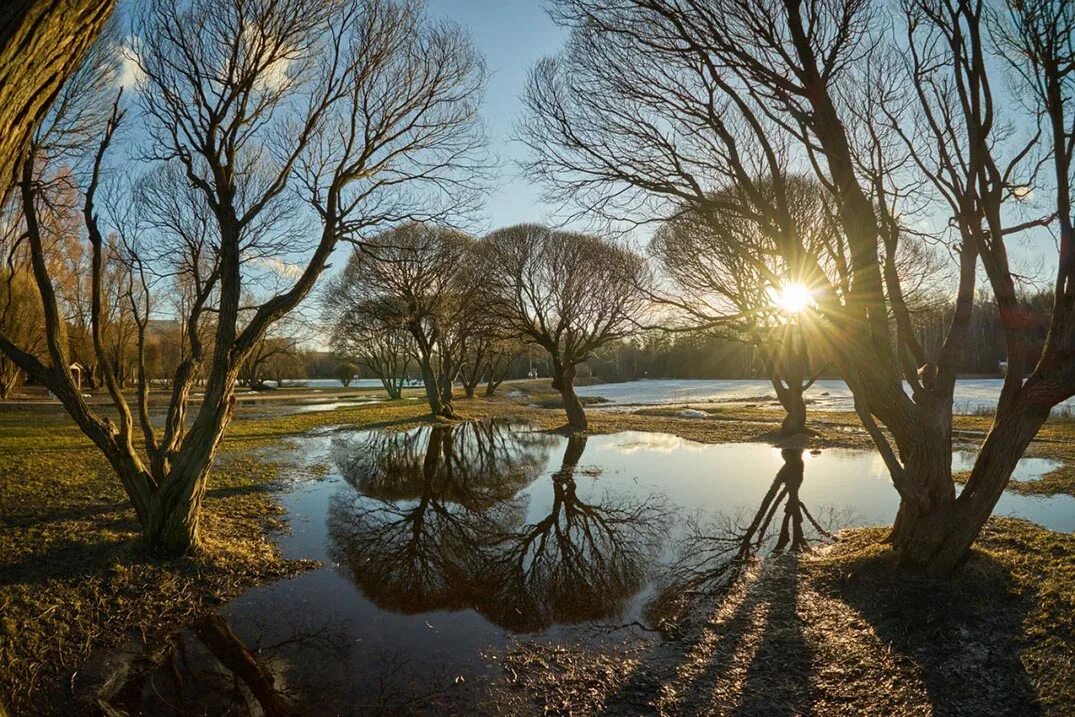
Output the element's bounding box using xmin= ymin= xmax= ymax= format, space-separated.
xmin=104 ymin=421 xmax=1075 ymax=714
xmin=574 ymin=377 xmax=1075 ymax=415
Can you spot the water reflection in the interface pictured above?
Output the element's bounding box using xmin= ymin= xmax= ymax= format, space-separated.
xmin=101 ymin=610 xmax=349 ymax=716
xmin=650 ymin=448 xmax=840 ymax=625
xmin=92 ymin=424 xmax=1075 ymax=714
xmin=484 ymin=435 xmax=669 ymax=631
xmin=332 ymin=420 xmax=552 ymax=505
xmin=328 ymin=424 xmax=669 ymax=632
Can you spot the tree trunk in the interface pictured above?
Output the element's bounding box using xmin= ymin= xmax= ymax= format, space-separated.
xmin=383 ymin=380 xmax=402 ymax=400
xmin=138 ymin=452 xmax=215 ymax=557
xmin=438 ymin=356 xmax=456 ymax=418
xmin=552 ymin=361 xmax=587 ymax=431
xmin=890 ymin=396 xmax=1049 ymax=573
xmin=772 ymin=378 xmax=807 ymax=436
xmin=0 ymin=0 xmax=115 ymax=198
xmin=418 ymin=356 xmax=443 ymax=417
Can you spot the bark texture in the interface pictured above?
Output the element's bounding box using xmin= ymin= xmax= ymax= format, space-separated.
xmin=0 ymin=0 xmax=115 ymax=197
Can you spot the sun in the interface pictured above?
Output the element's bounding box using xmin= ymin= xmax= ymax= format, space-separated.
xmin=770 ymin=282 xmax=814 ymax=314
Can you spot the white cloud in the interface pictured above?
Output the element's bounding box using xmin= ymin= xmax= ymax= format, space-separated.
xmin=251 ymin=257 xmax=305 ymax=280
xmin=116 ymin=39 xmax=146 ymax=90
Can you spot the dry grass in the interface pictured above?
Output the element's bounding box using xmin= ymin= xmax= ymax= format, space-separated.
xmin=0 ymin=400 xmax=432 ymax=715
xmin=496 ymin=518 xmax=1075 ymax=716
xmin=3 ymin=391 xmax=1075 ymax=714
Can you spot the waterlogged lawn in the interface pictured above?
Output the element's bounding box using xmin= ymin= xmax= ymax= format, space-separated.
xmin=2 ymin=396 xmax=1075 ymax=714
xmin=0 ymin=400 xmax=434 ymax=715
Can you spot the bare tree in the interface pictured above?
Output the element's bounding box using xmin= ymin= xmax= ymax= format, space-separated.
xmin=334 ymin=361 xmax=358 ymax=387
xmin=329 ymin=223 xmax=480 ymax=416
xmin=0 ymin=0 xmax=486 ymax=556
xmin=325 ymin=294 xmax=415 ymax=399
xmin=477 ymin=224 xmax=646 ymax=430
xmin=521 ymin=0 xmax=1068 ymax=572
xmin=238 ymin=332 xmax=306 ymax=389
xmin=483 ymin=337 xmax=526 ymax=396
xmin=652 ymin=177 xmax=838 ymax=435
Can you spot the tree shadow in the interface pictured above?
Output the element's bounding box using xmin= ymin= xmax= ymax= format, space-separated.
xmin=0 ymin=533 xmax=139 ymax=586
xmin=584 ymin=448 xmax=822 ymax=715
xmin=580 ymin=446 xmax=1043 ymax=715
xmin=812 ymin=544 xmax=1042 ymax=715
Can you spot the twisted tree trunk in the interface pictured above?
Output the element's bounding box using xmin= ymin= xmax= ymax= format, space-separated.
xmin=417 ymin=356 xmax=440 ymax=416
xmin=772 ymin=378 xmax=807 ymax=436
xmin=551 ymin=359 xmax=587 ymax=431
xmin=890 ymin=391 xmax=1051 ymax=573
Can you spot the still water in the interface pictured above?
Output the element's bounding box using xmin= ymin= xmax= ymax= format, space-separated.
xmin=104 ymin=421 xmax=1075 ymax=714
xmin=574 ymin=377 xmax=1075 ymax=415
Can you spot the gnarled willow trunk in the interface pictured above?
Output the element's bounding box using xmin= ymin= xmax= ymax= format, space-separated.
xmin=772 ymin=378 xmax=807 ymax=436
xmin=889 ymin=395 xmax=1050 ymax=573
xmin=551 ymin=360 xmax=586 ymax=431
xmin=417 ymin=356 xmax=444 ymax=417
xmin=140 ymin=465 xmax=212 ymax=557
xmin=438 ymin=359 xmax=456 ymax=418
xmin=0 ymin=0 xmax=115 ymax=196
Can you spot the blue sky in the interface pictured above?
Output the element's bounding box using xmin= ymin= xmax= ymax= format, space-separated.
xmin=425 ymin=0 xmax=567 ymax=231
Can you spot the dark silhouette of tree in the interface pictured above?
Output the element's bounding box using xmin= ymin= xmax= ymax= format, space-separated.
xmin=651 ymin=178 xmax=837 ymax=435
xmin=477 ymin=224 xmax=647 ymax=430
xmin=521 ymin=0 xmax=1069 ymax=572
xmin=335 ymin=361 xmax=358 ymax=388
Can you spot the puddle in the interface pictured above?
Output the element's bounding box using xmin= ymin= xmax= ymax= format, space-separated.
xmin=101 ymin=421 xmax=1075 ymax=714
xmin=953 ymin=450 xmax=1062 ymax=482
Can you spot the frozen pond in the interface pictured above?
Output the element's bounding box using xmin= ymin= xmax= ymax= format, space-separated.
xmin=104 ymin=421 xmax=1075 ymax=714
xmin=574 ymin=377 xmax=1075 ymax=415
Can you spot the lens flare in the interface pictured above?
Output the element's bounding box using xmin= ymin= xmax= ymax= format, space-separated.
xmin=771 ymin=283 xmax=813 ymax=314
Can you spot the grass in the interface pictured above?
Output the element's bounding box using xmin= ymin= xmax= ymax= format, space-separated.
xmin=496 ymin=517 xmax=1075 ymax=715
xmin=3 ymin=390 xmax=1075 ymax=713
xmin=0 ymin=399 xmax=434 ymax=715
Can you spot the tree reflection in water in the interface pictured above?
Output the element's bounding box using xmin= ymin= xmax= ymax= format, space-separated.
xmin=100 ymin=610 xmax=349 ymax=716
xmin=327 ymin=422 xmax=670 ymax=632
xmin=487 ymin=435 xmax=670 ymax=631
xmin=650 ymin=448 xmax=839 ymax=626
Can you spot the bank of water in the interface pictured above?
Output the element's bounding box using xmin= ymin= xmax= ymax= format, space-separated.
xmin=106 ymin=421 xmax=1075 ymax=714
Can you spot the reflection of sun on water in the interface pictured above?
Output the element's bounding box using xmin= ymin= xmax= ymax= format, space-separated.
xmin=770 ymin=282 xmax=814 ymax=314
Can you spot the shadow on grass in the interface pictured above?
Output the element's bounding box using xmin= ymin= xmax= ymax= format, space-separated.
xmin=0 ymin=531 xmax=143 ymax=586
xmin=583 ymin=545 xmax=1041 ymax=716
xmin=812 ymin=543 xmax=1042 ymax=716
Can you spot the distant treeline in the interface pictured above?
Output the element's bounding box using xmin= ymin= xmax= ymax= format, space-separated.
xmin=586 ymin=288 xmax=1051 ymax=383
xmin=294 ymin=289 xmax=1051 ymax=386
